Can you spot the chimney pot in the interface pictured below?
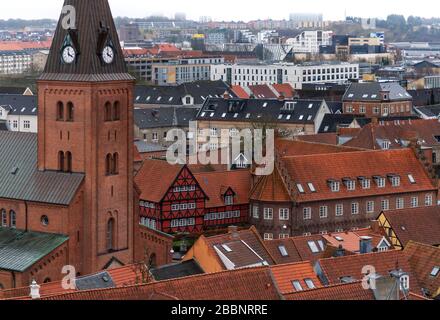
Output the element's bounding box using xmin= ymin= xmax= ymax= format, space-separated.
xmin=30 ymin=280 xmax=41 ymax=300
xmin=360 ymin=236 xmax=373 ymax=254
xmin=228 ymin=225 xmax=239 ymax=239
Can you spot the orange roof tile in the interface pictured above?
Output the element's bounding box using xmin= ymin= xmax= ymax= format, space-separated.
xmin=404 ymin=241 xmax=440 ymax=298
xmin=380 ymin=206 xmax=440 ymax=247
xmin=318 ymin=250 xmax=423 ymax=294
xmin=284 ymin=281 xmax=375 ymax=300
xmin=275 ymin=139 xmax=361 ymax=158
xmin=0 ymin=40 xmax=52 ymax=51
xmin=272 ymin=84 xmax=295 ymax=98
xmin=248 ymin=85 xmax=277 ymax=99
xmin=250 ymin=167 xmax=291 ymax=202
xmin=134 ymin=159 xmax=184 ymax=202
xmin=282 ymin=149 xmax=436 ymax=203
xmin=194 ymin=170 xmax=251 ymax=208
xmin=270 ymin=262 xmax=322 ymax=294
xmin=231 ymin=85 xmax=250 ymax=99
xmin=296 ymin=133 xmax=338 ymax=145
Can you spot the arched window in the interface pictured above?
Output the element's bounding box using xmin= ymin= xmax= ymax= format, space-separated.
xmin=43 ymin=278 xmax=51 ymax=284
xmin=113 ymin=101 xmax=121 ymax=121
xmin=66 ymin=102 xmax=74 ymax=122
xmin=65 ymin=152 xmax=72 ymax=173
xmin=106 ymin=218 xmax=115 ymax=251
xmin=58 ymin=151 xmax=65 ymax=172
xmin=9 ymin=210 xmax=16 ymax=228
xmin=56 ymin=102 xmax=64 ymax=121
xmin=104 ymin=102 xmax=112 ymax=122
xmin=1 ymin=209 xmax=6 ymax=227
xmin=149 ymin=253 xmax=157 ymax=268
xmin=112 ymin=153 xmax=119 ymax=175
xmin=105 ymin=154 xmax=112 ymax=175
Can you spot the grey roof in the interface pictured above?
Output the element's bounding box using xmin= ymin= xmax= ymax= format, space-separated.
xmin=134 ymin=107 xmax=199 ymax=129
xmin=40 ymin=0 xmax=134 ymax=82
xmin=0 ymin=95 xmax=37 ymax=116
xmin=318 ymin=114 xmax=360 ymax=133
xmin=150 ymin=259 xmax=204 ymax=281
xmin=325 ymin=101 xmax=343 ymax=114
xmin=196 ymin=98 xmax=325 ymax=124
xmin=0 ymin=131 xmax=84 ymax=205
xmin=343 ymin=83 xmax=413 ymax=102
xmin=0 ymin=228 xmax=68 ymax=272
xmin=134 ymin=80 xmax=235 ymax=106
xmin=0 ymin=87 xmax=28 ymax=95
xmin=134 ymin=140 xmax=167 ymax=153
xmin=0 ymin=121 xmax=7 ymax=131
xmin=414 ymin=105 xmax=440 ymax=118
xmin=75 ymin=271 xmax=115 ymax=290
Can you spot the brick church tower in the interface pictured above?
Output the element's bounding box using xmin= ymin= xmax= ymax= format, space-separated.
xmin=37 ymin=0 xmax=135 ymax=274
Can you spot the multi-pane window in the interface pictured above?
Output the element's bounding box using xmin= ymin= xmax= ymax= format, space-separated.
xmin=411 ymin=197 xmax=419 ymax=208
xmin=351 ymin=203 xmax=359 ymax=215
xmin=396 ymin=198 xmax=404 ymax=209
xmin=319 ymin=206 xmax=328 ymax=219
xmin=279 ymin=208 xmax=289 ymax=221
xmin=9 ymin=210 xmax=16 ymax=228
xmin=303 ymin=207 xmax=312 ymax=220
xmin=335 ymin=204 xmax=343 ymax=216
xmin=366 ymin=201 xmax=375 ymax=213
xmin=376 ymin=178 xmax=386 ymax=188
xmin=391 ymin=176 xmax=400 ymax=187
xmin=23 ymin=120 xmax=30 ymax=129
xmin=225 ymin=195 xmax=234 ymax=205
xmin=330 ymin=181 xmax=340 ymax=192
xmin=361 ymin=179 xmax=371 ymax=189
xmin=264 ymin=233 xmax=273 ymax=240
xmin=381 ymin=199 xmax=390 ymax=211
xmin=1 ymin=209 xmax=6 ymax=227
xmin=252 ymin=206 xmax=259 ymax=219
xmin=425 ymin=194 xmax=433 ymax=206
xmin=346 ymin=180 xmax=356 ymax=191
xmin=264 ymin=208 xmax=273 ymax=220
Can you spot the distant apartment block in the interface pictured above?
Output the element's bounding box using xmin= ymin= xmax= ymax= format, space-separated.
xmin=211 ymin=61 xmax=359 ymax=90
xmin=286 ymin=31 xmax=333 ymax=54
xmin=0 ymin=51 xmax=32 ymax=74
xmin=0 ymin=95 xmax=37 ymax=133
xmin=289 ymin=13 xmax=324 ymax=28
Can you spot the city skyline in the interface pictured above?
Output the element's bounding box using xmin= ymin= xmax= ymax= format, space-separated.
xmin=0 ymin=0 xmax=439 ymax=21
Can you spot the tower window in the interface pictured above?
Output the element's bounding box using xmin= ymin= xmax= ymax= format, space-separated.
xmin=1 ymin=209 xmax=6 ymax=227
xmin=104 ymin=102 xmax=112 ymax=122
xmin=66 ymin=152 xmax=72 ymax=173
xmin=106 ymin=153 xmax=119 ymax=175
xmin=113 ymin=101 xmax=121 ymax=121
xmin=106 ymin=218 xmax=115 ymax=252
xmin=66 ymin=102 xmax=74 ymax=121
xmin=56 ymin=102 xmax=64 ymax=121
xmin=58 ymin=151 xmax=65 ymax=172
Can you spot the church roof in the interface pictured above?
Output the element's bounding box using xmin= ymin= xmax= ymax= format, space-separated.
xmin=39 ymin=0 xmax=134 ymax=82
xmin=0 ymin=131 xmax=84 ymax=205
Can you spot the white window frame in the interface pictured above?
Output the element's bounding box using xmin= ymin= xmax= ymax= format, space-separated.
xmin=319 ymin=206 xmax=328 ymax=219
xmin=366 ymin=201 xmax=375 ymax=213
xmin=335 ymin=204 xmax=344 ymax=217
xmin=351 ymin=202 xmax=359 ymax=215
xmin=264 ymin=208 xmax=273 ymax=220
xmin=279 ymin=208 xmax=290 ymax=221
xmin=303 ymin=207 xmax=312 ymax=220
xmin=396 ymin=198 xmax=404 ymax=209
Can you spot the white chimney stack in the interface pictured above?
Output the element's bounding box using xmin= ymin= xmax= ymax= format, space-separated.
xmin=30 ymin=280 xmax=41 ymax=299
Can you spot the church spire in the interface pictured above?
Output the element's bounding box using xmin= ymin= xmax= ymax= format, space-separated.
xmin=40 ymin=0 xmax=134 ymax=82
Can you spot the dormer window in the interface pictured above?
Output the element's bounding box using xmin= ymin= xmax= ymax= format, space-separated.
xmin=388 ymin=174 xmax=400 ymax=187
xmin=343 ymin=178 xmax=356 ymax=191
xmin=374 ymin=176 xmax=386 ymax=188
xmin=225 ymin=195 xmax=234 ymax=206
xmin=381 ymin=140 xmax=391 ymax=150
xmin=328 ymin=180 xmax=340 ymax=192
xmin=283 ymin=102 xmax=296 ymax=111
xmin=358 ymin=177 xmax=371 ymax=189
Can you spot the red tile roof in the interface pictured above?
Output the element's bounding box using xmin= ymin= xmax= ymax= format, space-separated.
xmin=272 ymin=84 xmax=295 ymax=98
xmin=296 ymin=133 xmax=338 ymax=145
xmin=284 ymin=281 xmax=375 ymax=300
xmin=404 ymin=241 xmax=440 ymax=298
xmin=134 ymin=159 xmax=184 ymax=202
xmin=282 ymin=149 xmax=436 ymax=203
xmin=194 ymin=170 xmax=251 ymax=208
xmin=270 ymin=262 xmax=322 ymax=294
xmin=275 ymin=139 xmax=361 ymax=158
xmin=248 ymin=85 xmax=278 ymax=99
xmin=380 ymin=206 xmax=440 ymax=247
xmin=250 ymin=167 xmax=291 ymax=202
xmin=323 ymin=228 xmax=390 ymax=253
xmin=318 ymin=250 xmax=423 ymax=294
xmin=0 ymin=40 xmax=52 ymax=51
xmin=42 ymin=266 xmax=282 ymax=300
xmin=231 ymin=85 xmax=250 ymax=99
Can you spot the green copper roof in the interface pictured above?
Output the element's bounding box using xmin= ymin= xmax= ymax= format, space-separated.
xmin=0 ymin=228 xmax=69 ymax=272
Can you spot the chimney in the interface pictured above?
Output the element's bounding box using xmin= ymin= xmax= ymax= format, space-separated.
xmin=228 ymin=226 xmax=239 ymax=239
xmin=360 ymin=236 xmax=373 ymax=254
xmin=30 ymin=280 xmax=41 ymax=300
xmin=278 ymin=93 xmax=285 ymax=101
xmin=370 ymin=220 xmax=380 ymax=233
xmin=223 ymin=91 xmax=230 ymax=100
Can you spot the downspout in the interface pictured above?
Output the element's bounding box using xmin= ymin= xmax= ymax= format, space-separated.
xmin=24 ymin=201 xmax=29 ymax=232
xmin=12 ymin=271 xmax=16 ymax=289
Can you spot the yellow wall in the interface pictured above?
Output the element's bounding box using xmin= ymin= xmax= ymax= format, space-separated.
xmin=183 ymin=236 xmax=225 ymax=273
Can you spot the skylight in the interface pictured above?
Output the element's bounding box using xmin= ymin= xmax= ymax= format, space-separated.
xmin=431 ymin=266 xmax=440 ymax=277
xmin=307 ymin=115 xmax=313 ymax=121
xmin=308 ymin=103 xmax=313 ymax=109
xmin=317 ymin=240 xmax=325 ymax=251
xmin=222 ymin=113 xmax=226 ymax=118
xmin=278 ymin=245 xmax=288 ymax=257
xmin=297 ymin=184 xmax=305 ymax=193
xmin=278 ymin=114 xmax=283 ymax=120
xmin=348 ymin=94 xmax=354 ymax=98
xmin=408 ymin=174 xmax=416 ymax=184
xmin=292 ymin=280 xmax=303 ymax=291
xmin=286 ymin=115 xmax=291 ymax=120
xmin=335 ymin=236 xmax=344 ymax=241
xmin=299 ymin=115 xmax=304 ymax=120
xmin=307 ymin=241 xmax=320 ymax=253
xmin=233 ymin=113 xmax=238 ymax=118
xmin=362 ymin=94 xmax=369 ymax=98
xmin=222 ymin=244 xmax=232 ymax=252
xmin=308 ymin=183 xmax=316 ymax=192
xmin=263 ymin=102 xmax=268 ymax=107
xmin=200 ymin=112 xmax=206 ymax=117
xmin=305 ymin=278 xmax=316 ymax=289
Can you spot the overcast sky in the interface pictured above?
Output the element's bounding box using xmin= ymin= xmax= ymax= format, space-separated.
xmin=0 ymin=0 xmax=439 ymax=21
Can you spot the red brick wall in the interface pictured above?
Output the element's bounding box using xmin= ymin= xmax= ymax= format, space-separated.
xmin=136 ymin=226 xmax=174 ymax=267
xmin=342 ymin=101 xmax=413 ymax=117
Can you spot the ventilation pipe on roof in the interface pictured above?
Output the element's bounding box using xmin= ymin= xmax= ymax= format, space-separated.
xmin=30 ymin=280 xmax=40 ymax=300
xmin=228 ymin=226 xmax=239 ymax=239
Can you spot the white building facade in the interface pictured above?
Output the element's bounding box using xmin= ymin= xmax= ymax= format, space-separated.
xmin=210 ymin=62 xmax=359 ymax=90
xmin=286 ymin=30 xmax=333 ymax=54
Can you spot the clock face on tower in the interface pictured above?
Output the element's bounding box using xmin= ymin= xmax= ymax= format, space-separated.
xmin=62 ymin=46 xmax=76 ymax=64
xmin=102 ymin=46 xmax=115 ymax=64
